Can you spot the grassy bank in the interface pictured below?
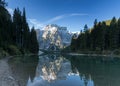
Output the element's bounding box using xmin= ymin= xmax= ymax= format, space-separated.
xmin=62 ymin=46 xmax=120 ymax=57
xmin=0 ymin=45 xmax=34 ymax=59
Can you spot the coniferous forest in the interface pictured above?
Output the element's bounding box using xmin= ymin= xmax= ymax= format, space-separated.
xmin=0 ymin=0 xmax=39 ymax=55
xmin=1 ymin=0 xmax=120 ymax=55
xmin=71 ymin=17 xmax=120 ymax=53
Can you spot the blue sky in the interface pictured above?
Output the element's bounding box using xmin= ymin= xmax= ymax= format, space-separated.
xmin=6 ymin=0 xmax=120 ymax=32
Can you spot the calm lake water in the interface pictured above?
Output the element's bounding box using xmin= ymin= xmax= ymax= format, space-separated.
xmin=8 ymin=54 xmax=120 ymax=86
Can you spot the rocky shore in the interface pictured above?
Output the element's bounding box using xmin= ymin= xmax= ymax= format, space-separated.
xmin=0 ymin=57 xmax=19 ymax=86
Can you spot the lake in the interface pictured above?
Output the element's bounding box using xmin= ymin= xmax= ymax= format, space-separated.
xmin=8 ymin=54 xmax=120 ymax=86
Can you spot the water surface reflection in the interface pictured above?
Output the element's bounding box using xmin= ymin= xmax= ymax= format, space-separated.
xmin=27 ymin=55 xmax=94 ymax=86
xmin=8 ymin=55 xmax=38 ymax=86
xmin=9 ymin=54 xmax=120 ymax=86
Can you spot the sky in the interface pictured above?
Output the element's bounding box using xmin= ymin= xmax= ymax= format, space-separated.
xmin=5 ymin=0 xmax=120 ymax=32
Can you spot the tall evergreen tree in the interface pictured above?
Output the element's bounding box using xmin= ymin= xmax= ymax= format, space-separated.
xmin=13 ymin=8 xmax=23 ymax=47
xmin=91 ymin=19 xmax=98 ymax=50
xmin=22 ymin=8 xmax=30 ymax=50
xmin=109 ymin=17 xmax=118 ymax=49
xmin=13 ymin=8 xmax=39 ymax=54
xmin=84 ymin=24 xmax=91 ymax=49
xmin=117 ymin=18 xmax=120 ymax=47
xmin=29 ymin=27 xmax=39 ymax=54
xmin=0 ymin=0 xmax=39 ymax=54
xmin=0 ymin=0 xmax=7 ymax=7
xmin=70 ymin=17 xmax=120 ymax=52
xmin=100 ymin=21 xmax=106 ymax=50
xmin=0 ymin=3 xmax=12 ymax=48
xmin=71 ymin=36 xmax=77 ymax=51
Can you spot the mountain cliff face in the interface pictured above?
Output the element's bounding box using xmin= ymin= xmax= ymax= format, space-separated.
xmin=36 ymin=24 xmax=73 ymax=50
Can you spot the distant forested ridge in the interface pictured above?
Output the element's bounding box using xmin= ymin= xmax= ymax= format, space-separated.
xmin=71 ymin=17 xmax=120 ymax=52
xmin=0 ymin=0 xmax=39 ymax=55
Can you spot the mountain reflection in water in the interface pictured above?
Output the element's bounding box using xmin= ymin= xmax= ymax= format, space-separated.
xmin=27 ymin=54 xmax=94 ymax=86
xmin=9 ymin=54 xmax=120 ymax=86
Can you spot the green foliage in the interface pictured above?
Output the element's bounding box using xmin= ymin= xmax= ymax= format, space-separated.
xmin=0 ymin=0 xmax=7 ymax=7
xmin=70 ymin=36 xmax=77 ymax=51
xmin=7 ymin=45 xmax=21 ymax=55
xmin=105 ymin=20 xmax=111 ymax=25
xmin=71 ymin=17 xmax=120 ymax=52
xmin=0 ymin=0 xmax=39 ymax=56
xmin=29 ymin=27 xmax=39 ymax=54
xmin=12 ymin=8 xmax=39 ymax=54
xmin=0 ymin=48 xmax=9 ymax=57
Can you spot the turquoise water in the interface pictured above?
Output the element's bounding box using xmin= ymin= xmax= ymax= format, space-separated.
xmin=9 ymin=55 xmax=120 ymax=86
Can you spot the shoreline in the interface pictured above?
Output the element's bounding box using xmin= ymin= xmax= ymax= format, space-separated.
xmin=65 ymin=52 xmax=120 ymax=58
xmin=67 ymin=53 xmax=109 ymax=56
xmin=0 ymin=57 xmax=19 ymax=86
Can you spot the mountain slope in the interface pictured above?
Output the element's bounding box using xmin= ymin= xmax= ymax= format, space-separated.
xmin=36 ymin=24 xmax=73 ymax=50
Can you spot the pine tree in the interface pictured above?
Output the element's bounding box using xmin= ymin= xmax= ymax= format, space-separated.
xmin=71 ymin=36 xmax=77 ymax=51
xmin=84 ymin=24 xmax=90 ymax=49
xmin=29 ymin=27 xmax=39 ymax=54
xmin=101 ymin=21 xmax=106 ymax=50
xmin=117 ymin=18 xmax=120 ymax=47
xmin=0 ymin=0 xmax=7 ymax=7
xmin=0 ymin=0 xmax=39 ymax=54
xmin=91 ymin=19 xmax=98 ymax=50
xmin=109 ymin=17 xmax=118 ymax=49
xmin=0 ymin=3 xmax=12 ymax=48
xmin=13 ymin=8 xmax=23 ymax=47
xmin=22 ymin=8 xmax=30 ymax=50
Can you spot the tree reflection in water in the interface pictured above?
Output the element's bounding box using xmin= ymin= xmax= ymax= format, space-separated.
xmin=27 ymin=54 xmax=94 ymax=86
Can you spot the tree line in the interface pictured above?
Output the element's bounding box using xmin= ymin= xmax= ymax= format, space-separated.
xmin=0 ymin=0 xmax=39 ymax=55
xmin=71 ymin=17 xmax=120 ymax=52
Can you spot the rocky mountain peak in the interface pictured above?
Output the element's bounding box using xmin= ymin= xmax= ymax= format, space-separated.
xmin=36 ymin=24 xmax=73 ymax=50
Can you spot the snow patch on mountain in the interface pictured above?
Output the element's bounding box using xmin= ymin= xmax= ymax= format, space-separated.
xmin=36 ymin=24 xmax=78 ymax=50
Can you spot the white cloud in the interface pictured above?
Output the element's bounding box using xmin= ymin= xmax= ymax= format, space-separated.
xmin=28 ymin=13 xmax=88 ymax=29
xmin=70 ymin=13 xmax=88 ymax=16
xmin=46 ymin=13 xmax=88 ymax=23
xmin=6 ymin=7 xmax=14 ymax=16
xmin=29 ymin=15 xmax=66 ymax=29
xmin=46 ymin=15 xmax=65 ymax=23
xmin=28 ymin=19 xmax=44 ymax=29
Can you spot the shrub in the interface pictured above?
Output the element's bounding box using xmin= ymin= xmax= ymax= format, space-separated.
xmin=7 ymin=45 xmax=21 ymax=55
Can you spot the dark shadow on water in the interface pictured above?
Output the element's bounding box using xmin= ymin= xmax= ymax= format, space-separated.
xmin=8 ymin=54 xmax=120 ymax=86
xmin=8 ymin=55 xmax=39 ymax=86
xmin=27 ymin=54 xmax=94 ymax=86
xmin=65 ymin=55 xmax=120 ymax=86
